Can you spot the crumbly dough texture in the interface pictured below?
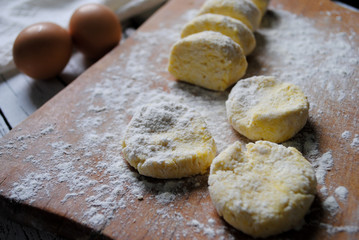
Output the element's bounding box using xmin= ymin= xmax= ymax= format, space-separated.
xmin=181 ymin=13 xmax=256 ymax=56
xmin=122 ymin=101 xmax=217 ymax=179
xmin=208 ymin=141 xmax=317 ymax=238
xmin=168 ymin=31 xmax=247 ymax=91
xmin=198 ymin=0 xmax=261 ymax=31
xmin=226 ymin=76 xmax=309 ymax=143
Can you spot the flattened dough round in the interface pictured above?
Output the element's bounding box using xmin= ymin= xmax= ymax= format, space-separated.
xmin=168 ymin=31 xmax=247 ymax=91
xmin=208 ymin=141 xmax=317 ymax=238
xmin=181 ymin=13 xmax=256 ymax=56
xmin=198 ymin=0 xmax=261 ymax=31
xmin=122 ymin=101 xmax=217 ymax=179
xmin=226 ymin=76 xmax=309 ymax=143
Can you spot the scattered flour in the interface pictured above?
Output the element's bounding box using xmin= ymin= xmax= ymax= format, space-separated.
xmin=1 ymin=6 xmax=357 ymax=238
xmin=320 ymin=223 xmax=359 ymax=235
xmin=186 ymin=219 xmax=228 ymax=239
xmin=319 ymin=186 xmax=328 ymax=197
xmin=311 ymin=151 xmax=334 ymax=185
xmin=10 ymin=172 xmax=52 ymax=203
xmin=351 ymin=134 xmax=359 ymax=150
xmin=334 ymin=186 xmax=349 ymax=201
xmin=341 ymin=130 xmax=351 ymax=140
xmin=155 ymin=192 xmax=176 ymax=204
xmin=256 ymin=11 xmax=358 ymax=108
xmin=88 ymin=213 xmax=105 ymax=226
xmin=323 ymin=196 xmax=340 ymax=216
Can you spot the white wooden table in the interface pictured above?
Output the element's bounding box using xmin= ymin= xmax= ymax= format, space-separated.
xmin=0 ymin=54 xmax=84 ymax=137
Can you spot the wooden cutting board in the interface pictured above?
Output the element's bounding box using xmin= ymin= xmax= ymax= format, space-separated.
xmin=1 ymin=0 xmax=358 ymax=239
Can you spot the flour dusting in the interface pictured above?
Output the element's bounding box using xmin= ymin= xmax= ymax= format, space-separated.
xmin=10 ymin=172 xmax=52 ymax=203
xmin=334 ymin=186 xmax=349 ymax=202
xmin=311 ymin=151 xmax=334 ymax=185
xmin=323 ymin=196 xmax=340 ymax=216
xmin=320 ymin=223 xmax=359 ymax=235
xmin=351 ymin=134 xmax=359 ymax=150
xmin=341 ymin=130 xmax=351 ymax=140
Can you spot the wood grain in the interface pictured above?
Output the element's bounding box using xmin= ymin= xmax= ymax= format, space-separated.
xmin=0 ymin=0 xmax=358 ymax=239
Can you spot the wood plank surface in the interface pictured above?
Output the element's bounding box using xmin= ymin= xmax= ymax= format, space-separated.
xmin=0 ymin=51 xmax=92 ymax=136
xmin=0 ymin=0 xmax=358 ymax=239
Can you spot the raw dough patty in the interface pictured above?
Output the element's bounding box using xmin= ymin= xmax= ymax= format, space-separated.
xmin=181 ymin=13 xmax=256 ymax=56
xmin=198 ymin=0 xmax=261 ymax=31
xmin=122 ymin=101 xmax=217 ymax=179
xmin=226 ymin=76 xmax=309 ymax=143
xmin=168 ymin=31 xmax=247 ymax=91
xmin=208 ymin=141 xmax=317 ymax=238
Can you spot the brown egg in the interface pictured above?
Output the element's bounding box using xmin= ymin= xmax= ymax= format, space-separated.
xmin=13 ymin=22 xmax=72 ymax=80
xmin=69 ymin=3 xmax=122 ymax=60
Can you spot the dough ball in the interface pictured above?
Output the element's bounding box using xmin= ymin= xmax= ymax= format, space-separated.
xmin=208 ymin=141 xmax=317 ymax=238
xmin=198 ymin=0 xmax=261 ymax=31
xmin=226 ymin=76 xmax=309 ymax=143
xmin=181 ymin=13 xmax=256 ymax=56
xmin=250 ymin=0 xmax=270 ymax=18
xmin=168 ymin=31 xmax=247 ymax=91
xmin=122 ymin=102 xmax=217 ymax=179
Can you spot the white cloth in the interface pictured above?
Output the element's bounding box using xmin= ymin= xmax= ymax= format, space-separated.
xmin=0 ymin=0 xmax=166 ymax=73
